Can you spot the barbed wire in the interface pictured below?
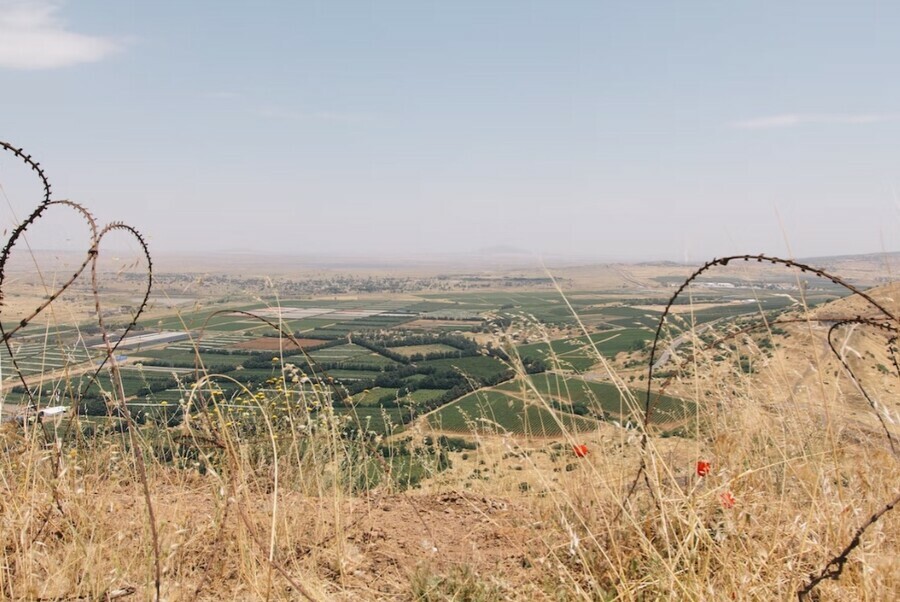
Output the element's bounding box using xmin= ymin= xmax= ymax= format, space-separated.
xmin=628 ymin=253 xmax=899 ymax=599
xmin=0 ymin=140 xmax=160 ymax=599
xmin=4 ymin=141 xmax=898 ymax=599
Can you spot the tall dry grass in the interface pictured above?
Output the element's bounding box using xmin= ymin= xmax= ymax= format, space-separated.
xmin=1 ymin=285 xmax=898 ymax=602
xmin=2 ymin=139 xmax=897 ymax=600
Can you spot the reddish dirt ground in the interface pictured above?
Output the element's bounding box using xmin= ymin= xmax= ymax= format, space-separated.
xmin=305 ymin=491 xmax=554 ymax=600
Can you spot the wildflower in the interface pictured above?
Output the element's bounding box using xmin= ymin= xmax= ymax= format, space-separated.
xmin=720 ymin=491 xmax=736 ymax=509
xmin=573 ymin=444 xmax=589 ymax=458
xmin=696 ymin=460 xmax=711 ymax=477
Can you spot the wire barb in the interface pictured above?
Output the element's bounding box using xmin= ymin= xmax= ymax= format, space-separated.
xmin=621 ymin=253 xmax=899 ymax=598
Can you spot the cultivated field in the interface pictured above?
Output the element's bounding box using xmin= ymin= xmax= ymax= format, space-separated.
xmin=1 ymin=253 xmax=897 ymax=601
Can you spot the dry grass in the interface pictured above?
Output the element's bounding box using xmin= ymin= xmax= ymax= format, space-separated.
xmin=1 ymin=296 xmax=899 ymax=602
xmin=3 ymin=142 xmax=897 ymax=600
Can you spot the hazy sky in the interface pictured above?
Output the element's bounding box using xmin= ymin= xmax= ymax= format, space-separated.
xmin=1 ymin=1 xmax=899 ymax=262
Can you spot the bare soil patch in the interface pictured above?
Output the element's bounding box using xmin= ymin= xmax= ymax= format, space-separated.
xmin=318 ymin=491 xmax=549 ymax=599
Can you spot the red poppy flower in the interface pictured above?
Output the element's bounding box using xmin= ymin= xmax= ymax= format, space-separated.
xmin=573 ymin=444 xmax=589 ymax=458
xmin=720 ymin=491 xmax=736 ymax=509
xmin=696 ymin=460 xmax=711 ymax=477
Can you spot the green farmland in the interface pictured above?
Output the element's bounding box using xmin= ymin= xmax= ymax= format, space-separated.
xmin=417 ymin=356 xmax=511 ymax=382
xmin=12 ymin=289 xmax=788 ymax=438
xmin=309 ymin=344 xmax=398 ymax=368
xmin=496 ymin=373 xmax=693 ymax=426
xmin=427 ymin=389 xmax=599 ymax=436
xmin=516 ymin=328 xmax=654 ymax=372
xmin=349 ymin=387 xmax=400 ymax=406
xmin=333 ymin=406 xmax=412 ymax=435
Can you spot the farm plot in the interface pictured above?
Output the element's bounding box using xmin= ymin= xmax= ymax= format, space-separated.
xmin=308 ymin=324 xmax=357 ymax=336
xmin=348 ymin=387 xmax=400 ymax=406
xmin=427 ymin=389 xmax=598 ymax=436
xmin=306 ymin=328 xmax=355 ymax=339
xmin=516 ymin=328 xmax=654 ymax=372
xmin=597 ymin=306 xmax=663 ymax=329
xmin=0 ymin=341 xmax=98 ymax=376
xmin=348 ymin=387 xmax=448 ymax=407
xmin=672 ymin=295 xmax=797 ymax=325
xmin=233 ymin=337 xmax=328 ymax=352
xmin=134 ymin=349 xmax=248 ymax=369
xmin=422 ymin=309 xmax=483 ymax=320
xmin=71 ymin=367 xmax=182 ymax=401
xmin=404 ymin=388 xmax=448 ymax=405
xmin=246 ymin=306 xmax=415 ymax=327
xmin=228 ymin=367 xmax=286 ymax=385
xmin=417 ymin=356 xmax=511 ymax=383
xmin=515 ymin=338 xmax=597 ymax=372
xmin=308 ymin=344 xmax=397 ymax=368
xmin=151 ymin=312 xmax=269 ymax=333
xmin=403 ymin=301 xmax=467 ymax=313
xmin=343 ymin=314 xmax=418 ymax=329
xmin=282 ymin=319 xmax=343 ymax=332
xmin=333 ymin=406 xmax=411 ymax=435
xmin=400 ymin=319 xmax=482 ymax=333
xmin=390 ymin=344 xmax=461 ymax=358
xmin=165 ymin=333 xmax=249 ymax=353
xmin=316 ymin=369 xmax=382 ymax=381
xmin=589 ymin=329 xmax=654 ymax=355
xmin=496 ymin=374 xmax=693 ymax=426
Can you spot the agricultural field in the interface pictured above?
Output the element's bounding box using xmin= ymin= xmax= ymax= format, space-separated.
xmin=5 ymin=365 xmax=187 ymax=409
xmin=134 ymin=349 xmax=247 ymax=369
xmin=3 ymin=284 xmax=837 ymax=441
xmin=163 ymin=332 xmax=249 ymax=352
xmin=389 ymin=343 xmax=461 ymax=357
xmin=402 ymin=319 xmax=481 ymax=333
xmin=496 ymin=373 xmax=693 ymax=427
xmin=347 ymin=387 xmax=448 ymax=407
xmin=2 ymin=124 xmax=894 ymax=601
xmin=416 ymin=355 xmax=510 ymax=382
xmin=0 ymin=339 xmax=98 ymax=376
xmin=403 ymin=388 xmax=447 ymax=405
xmin=233 ymin=337 xmax=327 ymax=351
xmin=333 ymin=406 xmax=412 ymax=435
xmin=320 ymin=369 xmax=384 ymax=381
xmin=516 ymin=328 xmax=654 ymax=372
xmin=512 ymin=293 xmax=807 ymax=373
xmin=308 ymin=344 xmax=398 ymax=368
xmin=228 ymin=367 xmax=287 ymax=385
xmin=427 ymin=389 xmax=599 ymax=436
xmin=152 ymin=312 xmax=269 ymax=333
xmin=348 ymin=387 xmax=400 ymax=406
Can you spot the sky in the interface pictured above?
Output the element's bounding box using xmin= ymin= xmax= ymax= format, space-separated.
xmin=1 ymin=1 xmax=899 ymax=263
